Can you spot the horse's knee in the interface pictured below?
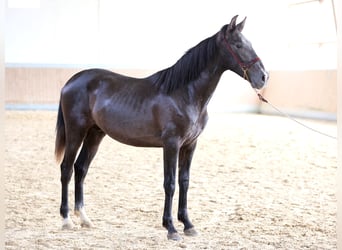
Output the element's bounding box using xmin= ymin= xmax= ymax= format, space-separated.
xmin=179 ymin=178 xmax=189 ymax=191
xmin=164 ymin=180 xmax=176 ymax=196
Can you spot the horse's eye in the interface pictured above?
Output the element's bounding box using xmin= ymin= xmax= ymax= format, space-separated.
xmin=236 ymin=43 xmax=242 ymax=49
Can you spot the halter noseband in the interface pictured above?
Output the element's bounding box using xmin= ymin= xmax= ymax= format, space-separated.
xmin=224 ymin=37 xmax=260 ymax=82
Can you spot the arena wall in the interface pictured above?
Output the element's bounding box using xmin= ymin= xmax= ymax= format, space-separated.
xmin=261 ymin=70 xmax=337 ymax=120
xmin=5 ymin=66 xmax=337 ymax=120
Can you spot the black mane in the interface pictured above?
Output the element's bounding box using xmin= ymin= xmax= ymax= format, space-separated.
xmin=149 ymin=34 xmax=218 ymax=94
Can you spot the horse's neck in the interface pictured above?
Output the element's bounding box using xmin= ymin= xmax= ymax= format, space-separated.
xmin=186 ymin=63 xmax=225 ymax=110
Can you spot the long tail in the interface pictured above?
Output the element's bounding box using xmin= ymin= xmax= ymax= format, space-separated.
xmin=55 ymin=101 xmax=65 ymax=163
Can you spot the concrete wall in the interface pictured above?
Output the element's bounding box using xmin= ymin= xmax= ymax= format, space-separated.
xmin=5 ymin=67 xmax=152 ymax=105
xmin=4 ymin=66 xmax=260 ymax=112
xmin=5 ymin=67 xmax=337 ymax=120
xmin=261 ymin=70 xmax=337 ymax=120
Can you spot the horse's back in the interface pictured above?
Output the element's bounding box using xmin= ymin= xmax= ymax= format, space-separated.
xmin=60 ymin=68 xmax=134 ymax=107
xmin=62 ymin=68 xmax=121 ymax=91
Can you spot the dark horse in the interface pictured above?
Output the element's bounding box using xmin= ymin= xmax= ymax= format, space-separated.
xmin=55 ymin=15 xmax=268 ymax=240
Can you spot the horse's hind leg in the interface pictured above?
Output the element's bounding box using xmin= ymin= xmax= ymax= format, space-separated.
xmin=60 ymin=131 xmax=85 ymax=229
xmin=178 ymin=142 xmax=198 ymax=236
xmin=74 ymin=126 xmax=105 ymax=227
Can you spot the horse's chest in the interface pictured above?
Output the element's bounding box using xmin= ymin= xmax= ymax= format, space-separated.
xmin=183 ymin=112 xmax=208 ymax=142
xmin=186 ymin=123 xmax=204 ymax=140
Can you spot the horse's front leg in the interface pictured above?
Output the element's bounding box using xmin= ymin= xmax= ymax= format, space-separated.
xmin=178 ymin=141 xmax=198 ymax=237
xmin=162 ymin=139 xmax=181 ymax=240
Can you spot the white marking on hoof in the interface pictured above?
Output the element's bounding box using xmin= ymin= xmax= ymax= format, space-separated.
xmin=61 ymin=217 xmax=74 ymax=230
xmin=75 ymin=207 xmax=93 ymax=228
xmin=167 ymin=232 xmax=182 ymax=241
xmin=184 ymin=227 xmax=198 ymax=237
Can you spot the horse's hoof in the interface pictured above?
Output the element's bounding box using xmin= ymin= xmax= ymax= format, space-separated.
xmin=75 ymin=208 xmax=93 ymax=228
xmin=80 ymin=220 xmax=93 ymax=228
xmin=184 ymin=227 xmax=198 ymax=237
xmin=61 ymin=218 xmax=74 ymax=230
xmin=167 ymin=232 xmax=182 ymax=241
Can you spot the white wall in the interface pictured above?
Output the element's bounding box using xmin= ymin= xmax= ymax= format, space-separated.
xmin=5 ymin=0 xmax=283 ymax=69
xmin=6 ymin=0 xmax=336 ymax=69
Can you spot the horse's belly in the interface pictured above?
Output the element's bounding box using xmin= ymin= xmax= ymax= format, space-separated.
xmin=94 ymin=112 xmax=163 ymax=147
xmin=107 ymin=131 xmax=163 ymax=147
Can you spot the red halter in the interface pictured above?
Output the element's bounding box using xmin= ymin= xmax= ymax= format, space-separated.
xmin=224 ymin=37 xmax=260 ymax=81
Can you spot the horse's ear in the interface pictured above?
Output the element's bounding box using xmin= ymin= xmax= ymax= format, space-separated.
xmin=236 ymin=16 xmax=247 ymax=32
xmin=228 ymin=15 xmax=239 ymax=32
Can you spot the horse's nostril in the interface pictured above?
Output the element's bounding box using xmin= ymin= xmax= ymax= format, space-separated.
xmin=262 ymin=74 xmax=268 ymax=82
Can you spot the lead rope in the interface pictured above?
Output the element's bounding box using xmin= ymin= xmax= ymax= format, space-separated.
xmin=254 ymin=90 xmax=337 ymax=140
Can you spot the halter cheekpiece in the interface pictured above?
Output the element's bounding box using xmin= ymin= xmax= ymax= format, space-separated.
xmin=223 ymin=36 xmax=260 ymax=82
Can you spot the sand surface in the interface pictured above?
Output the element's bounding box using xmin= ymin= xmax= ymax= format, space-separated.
xmin=4 ymin=111 xmax=337 ymax=249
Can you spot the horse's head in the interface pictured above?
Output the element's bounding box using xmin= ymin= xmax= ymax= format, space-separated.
xmin=218 ymin=15 xmax=268 ymax=90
